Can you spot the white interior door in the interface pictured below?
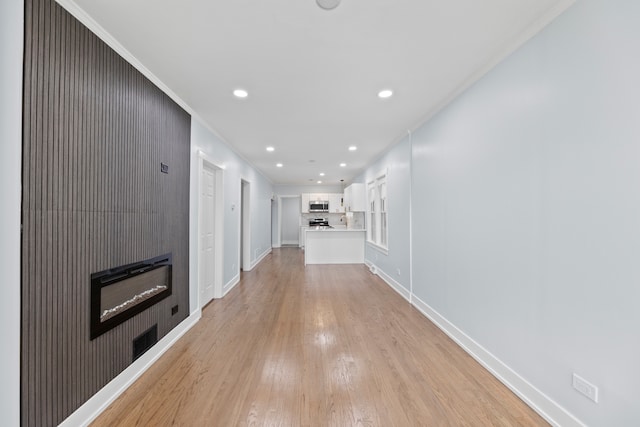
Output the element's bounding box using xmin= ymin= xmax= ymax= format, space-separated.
xmin=200 ymin=165 xmax=216 ymax=306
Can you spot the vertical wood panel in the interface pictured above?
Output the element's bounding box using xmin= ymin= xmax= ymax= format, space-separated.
xmin=21 ymin=0 xmax=191 ymax=425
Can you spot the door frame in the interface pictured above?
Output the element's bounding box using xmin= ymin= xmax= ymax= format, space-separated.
xmin=197 ymin=152 xmax=225 ymax=306
xmin=240 ymin=178 xmax=252 ymax=271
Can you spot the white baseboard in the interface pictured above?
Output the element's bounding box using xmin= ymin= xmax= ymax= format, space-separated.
xmin=281 ymin=240 xmax=298 ymax=245
xmin=59 ymin=310 xmax=201 ymax=427
xmin=223 ymin=273 xmax=240 ymax=297
xmin=367 ymin=263 xmax=584 ymax=427
xmin=369 ymin=262 xmax=411 ymax=303
xmin=410 ymin=295 xmax=584 ymax=427
xmin=236 ymin=249 xmax=272 ymax=275
xmin=375 ymin=267 xmax=411 ymax=302
xmin=364 ymin=260 xmax=375 ymax=273
xmin=251 ymin=247 xmax=272 ymax=270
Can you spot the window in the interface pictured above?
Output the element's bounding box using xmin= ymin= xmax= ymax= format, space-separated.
xmin=367 ymin=172 xmax=387 ymax=250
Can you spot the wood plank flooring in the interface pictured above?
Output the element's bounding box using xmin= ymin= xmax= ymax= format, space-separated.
xmin=91 ymin=248 xmax=547 ymax=426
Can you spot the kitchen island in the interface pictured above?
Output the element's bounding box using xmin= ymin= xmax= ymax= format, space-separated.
xmin=304 ymin=228 xmax=365 ymax=265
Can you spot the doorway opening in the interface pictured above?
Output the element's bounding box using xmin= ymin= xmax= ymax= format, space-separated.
xmin=280 ymin=196 xmax=301 ymax=246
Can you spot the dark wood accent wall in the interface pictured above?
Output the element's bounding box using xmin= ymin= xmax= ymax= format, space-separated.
xmin=21 ymin=0 xmax=191 ymax=425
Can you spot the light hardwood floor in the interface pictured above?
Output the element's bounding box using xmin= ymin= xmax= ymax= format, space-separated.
xmin=92 ymin=248 xmax=547 ymax=426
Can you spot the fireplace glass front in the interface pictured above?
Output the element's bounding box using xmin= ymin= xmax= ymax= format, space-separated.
xmin=90 ymin=254 xmax=172 ymax=339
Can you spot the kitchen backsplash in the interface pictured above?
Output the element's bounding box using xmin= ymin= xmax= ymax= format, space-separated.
xmin=347 ymin=212 xmax=365 ymax=229
xmin=301 ymin=212 xmax=365 ymax=229
xmin=301 ymin=213 xmax=342 ymax=225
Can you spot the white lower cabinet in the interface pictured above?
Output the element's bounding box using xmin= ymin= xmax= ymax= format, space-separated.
xmin=304 ymin=229 xmax=365 ymax=265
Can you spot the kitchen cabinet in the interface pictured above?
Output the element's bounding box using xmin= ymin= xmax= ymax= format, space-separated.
xmin=304 ymin=229 xmax=365 ymax=265
xmin=309 ymin=193 xmax=328 ymax=202
xmin=299 ymin=226 xmax=309 ymax=248
xmin=344 ymin=186 xmax=351 ymax=210
xmin=301 ymin=193 xmax=310 ymax=213
xmin=344 ymin=183 xmax=365 ymax=212
xmin=328 ymin=193 xmax=345 ymax=213
xmin=302 ymin=193 xmax=344 ymax=213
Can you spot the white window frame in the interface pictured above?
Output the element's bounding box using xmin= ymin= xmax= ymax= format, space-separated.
xmin=367 ymin=170 xmax=388 ymax=252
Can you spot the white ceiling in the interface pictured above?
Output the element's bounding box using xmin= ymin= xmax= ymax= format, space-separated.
xmin=63 ymin=0 xmax=573 ymax=186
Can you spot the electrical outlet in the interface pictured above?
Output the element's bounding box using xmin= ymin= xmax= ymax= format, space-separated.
xmin=397 ymin=268 xmax=401 ymax=276
xmin=171 ymin=305 xmax=179 ymax=315
xmin=572 ymin=373 xmax=599 ymax=403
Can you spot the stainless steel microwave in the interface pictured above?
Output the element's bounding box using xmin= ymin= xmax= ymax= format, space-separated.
xmin=309 ymin=201 xmax=329 ymax=212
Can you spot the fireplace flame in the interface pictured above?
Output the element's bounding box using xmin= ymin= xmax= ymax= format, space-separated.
xmin=101 ymin=284 xmax=168 ymax=321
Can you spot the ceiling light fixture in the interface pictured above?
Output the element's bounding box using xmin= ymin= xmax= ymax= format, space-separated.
xmin=276 ymin=163 xmax=283 ymax=168
xmin=266 ymin=146 xmax=274 ymax=152
xmin=317 ymin=0 xmax=341 ymax=10
xmin=319 ymin=172 xmax=325 ymax=176
xmin=378 ymin=89 xmax=393 ymax=99
xmin=317 ymin=180 xmax=323 ymax=184
xmin=348 ymin=146 xmax=357 ymax=151
xmin=233 ymin=89 xmax=248 ymax=98
xmin=339 ymin=163 xmax=346 ymax=167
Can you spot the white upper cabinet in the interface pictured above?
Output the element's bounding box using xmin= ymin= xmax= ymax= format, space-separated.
xmin=344 ymin=183 xmax=365 ymax=212
xmin=301 ymin=192 xmax=346 ymax=213
xmin=328 ymin=193 xmax=345 ymax=213
xmin=301 ymin=193 xmax=310 ymax=213
xmin=309 ymin=193 xmax=328 ymax=202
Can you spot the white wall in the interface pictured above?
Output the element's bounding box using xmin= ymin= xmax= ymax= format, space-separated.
xmin=190 ymin=119 xmax=274 ymax=304
xmin=411 ymin=0 xmax=639 ymax=424
xmin=0 ymin=0 xmax=23 ymax=423
xmin=354 ymin=137 xmax=412 ymax=295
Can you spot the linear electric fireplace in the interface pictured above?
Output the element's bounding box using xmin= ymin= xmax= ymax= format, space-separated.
xmin=90 ymin=254 xmax=172 ymax=339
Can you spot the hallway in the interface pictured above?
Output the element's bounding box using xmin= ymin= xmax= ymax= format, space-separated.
xmin=92 ymin=248 xmax=546 ymax=426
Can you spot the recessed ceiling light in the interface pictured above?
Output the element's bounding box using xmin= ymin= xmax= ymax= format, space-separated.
xmin=339 ymin=163 xmax=346 ymax=167
xmin=319 ymin=172 xmax=325 ymax=176
xmin=317 ymin=180 xmax=323 ymax=184
xmin=378 ymin=89 xmax=393 ymax=99
xmin=276 ymin=163 xmax=283 ymax=168
xmin=233 ymin=89 xmax=248 ymax=98
xmin=266 ymin=146 xmax=274 ymax=152
xmin=317 ymin=0 xmax=341 ymax=10
xmin=348 ymin=146 xmax=357 ymax=151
